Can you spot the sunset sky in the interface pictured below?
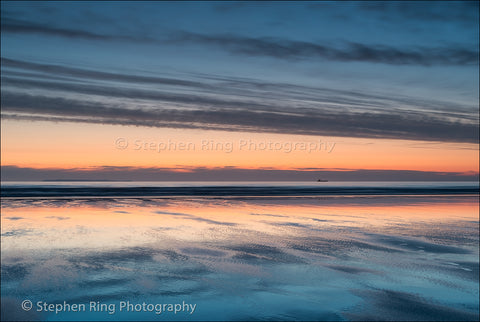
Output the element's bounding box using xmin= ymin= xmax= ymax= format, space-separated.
xmin=1 ymin=1 xmax=478 ymax=181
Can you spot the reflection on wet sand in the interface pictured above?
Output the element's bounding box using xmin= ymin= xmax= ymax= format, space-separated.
xmin=1 ymin=196 xmax=479 ymax=321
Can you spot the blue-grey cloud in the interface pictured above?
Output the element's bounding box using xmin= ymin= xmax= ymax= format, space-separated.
xmin=4 ymin=57 xmax=477 ymax=117
xmin=2 ymin=90 xmax=477 ymax=143
xmin=2 ymin=57 xmax=478 ymax=143
xmin=1 ymin=57 xmax=206 ymax=88
xmin=168 ymin=31 xmax=479 ymax=66
xmin=2 ymin=18 xmax=477 ymax=66
xmin=6 ymin=56 xmax=476 ymax=117
xmin=1 ymin=17 xmax=151 ymax=42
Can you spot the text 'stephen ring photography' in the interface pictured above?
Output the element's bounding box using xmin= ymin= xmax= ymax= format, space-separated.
xmin=1 ymin=1 xmax=478 ymax=322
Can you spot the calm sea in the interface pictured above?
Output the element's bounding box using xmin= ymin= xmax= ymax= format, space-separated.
xmin=1 ymin=181 xmax=478 ymax=198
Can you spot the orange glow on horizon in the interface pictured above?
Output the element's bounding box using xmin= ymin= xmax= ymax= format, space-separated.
xmin=1 ymin=119 xmax=478 ymax=174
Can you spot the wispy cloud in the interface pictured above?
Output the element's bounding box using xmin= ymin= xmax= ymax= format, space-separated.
xmin=2 ymin=57 xmax=478 ymax=143
xmin=2 ymin=18 xmax=477 ymax=66
xmin=168 ymin=31 xmax=479 ymax=66
xmin=1 ymin=17 xmax=151 ymax=42
xmin=1 ymin=57 xmax=205 ymax=88
xmin=2 ymin=90 xmax=478 ymax=143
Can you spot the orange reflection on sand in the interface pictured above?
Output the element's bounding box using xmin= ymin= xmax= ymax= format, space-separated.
xmin=1 ymin=197 xmax=478 ymax=253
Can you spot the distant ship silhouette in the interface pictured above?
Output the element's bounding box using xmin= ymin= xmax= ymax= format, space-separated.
xmin=317 ymin=179 xmax=328 ymax=182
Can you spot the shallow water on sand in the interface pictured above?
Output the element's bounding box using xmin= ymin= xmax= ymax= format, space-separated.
xmin=1 ymin=195 xmax=479 ymax=321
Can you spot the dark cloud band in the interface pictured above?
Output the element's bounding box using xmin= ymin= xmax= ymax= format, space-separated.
xmin=2 ymin=57 xmax=478 ymax=143
xmin=1 ymin=165 xmax=478 ymax=182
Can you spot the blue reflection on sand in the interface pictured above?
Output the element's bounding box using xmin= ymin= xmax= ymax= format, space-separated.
xmin=1 ymin=194 xmax=479 ymax=321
